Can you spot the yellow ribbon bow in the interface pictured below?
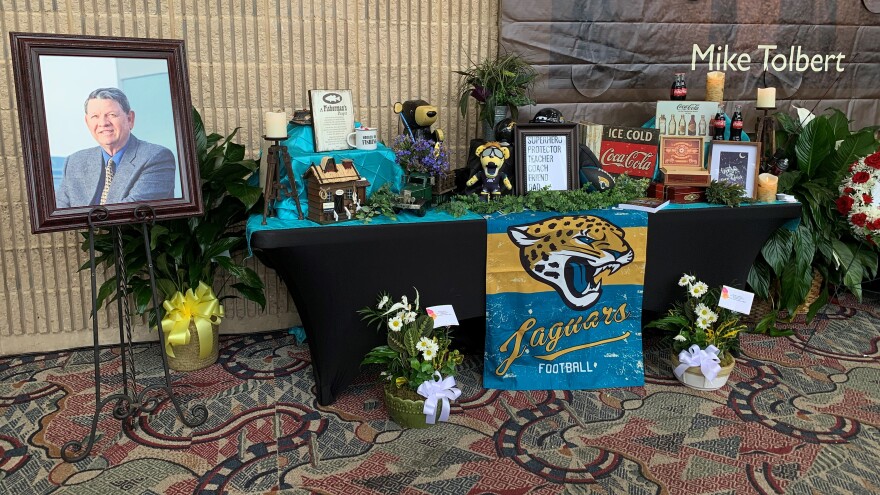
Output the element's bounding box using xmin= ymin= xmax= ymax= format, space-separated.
xmin=161 ymin=281 xmax=224 ymax=359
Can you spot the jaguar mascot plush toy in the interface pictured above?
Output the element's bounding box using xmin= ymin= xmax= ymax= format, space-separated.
xmin=393 ymin=99 xmax=444 ymax=143
xmin=465 ymin=141 xmax=513 ymax=201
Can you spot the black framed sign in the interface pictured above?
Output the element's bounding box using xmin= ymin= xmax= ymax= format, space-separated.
xmin=514 ymin=123 xmax=579 ymax=195
xmin=10 ymin=32 xmax=202 ymax=233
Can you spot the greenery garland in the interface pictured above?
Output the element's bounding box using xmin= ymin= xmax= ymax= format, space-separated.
xmin=705 ymin=180 xmax=751 ymax=207
xmin=439 ymin=175 xmax=649 ymax=216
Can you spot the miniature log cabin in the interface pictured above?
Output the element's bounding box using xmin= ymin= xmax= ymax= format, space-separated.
xmin=303 ymin=157 xmax=370 ymax=224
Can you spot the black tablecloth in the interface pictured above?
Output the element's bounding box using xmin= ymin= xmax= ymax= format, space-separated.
xmin=252 ymin=202 xmax=801 ymax=405
xmin=252 ymin=219 xmax=486 ymax=406
xmin=643 ymin=202 xmax=802 ymax=314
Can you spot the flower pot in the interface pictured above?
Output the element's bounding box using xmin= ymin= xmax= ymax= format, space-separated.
xmin=383 ymin=384 xmax=441 ymax=428
xmin=481 ymin=106 xmax=509 ymax=141
xmin=166 ymin=321 xmax=219 ymax=372
xmin=671 ymin=353 xmax=734 ymax=390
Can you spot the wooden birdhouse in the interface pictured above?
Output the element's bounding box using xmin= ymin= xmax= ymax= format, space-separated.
xmin=303 ymin=157 xmax=370 ymax=224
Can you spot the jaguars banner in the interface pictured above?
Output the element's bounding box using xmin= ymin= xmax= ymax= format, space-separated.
xmin=484 ymin=209 xmax=648 ymax=390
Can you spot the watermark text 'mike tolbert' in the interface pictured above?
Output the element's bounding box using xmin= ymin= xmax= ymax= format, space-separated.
xmin=692 ymin=44 xmax=845 ymax=72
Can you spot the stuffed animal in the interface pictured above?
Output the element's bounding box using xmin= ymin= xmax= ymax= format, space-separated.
xmin=466 ymin=141 xmax=513 ymax=201
xmin=393 ymin=99 xmax=444 ymax=143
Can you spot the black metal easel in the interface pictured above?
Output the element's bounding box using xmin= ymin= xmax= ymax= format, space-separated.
xmin=61 ymin=206 xmax=208 ymax=462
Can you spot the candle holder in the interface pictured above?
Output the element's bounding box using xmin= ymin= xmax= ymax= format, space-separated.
xmin=755 ymin=107 xmax=777 ymax=173
xmin=262 ymin=136 xmax=304 ymax=224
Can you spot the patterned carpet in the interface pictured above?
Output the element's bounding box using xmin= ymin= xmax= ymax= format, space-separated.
xmin=1 ymin=295 xmax=879 ymax=494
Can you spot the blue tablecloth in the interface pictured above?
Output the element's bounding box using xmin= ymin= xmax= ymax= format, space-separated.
xmin=271 ymin=123 xmax=403 ymax=221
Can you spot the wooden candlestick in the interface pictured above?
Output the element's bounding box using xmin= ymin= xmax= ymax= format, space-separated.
xmin=261 ymin=137 xmax=304 ymax=224
xmin=755 ymin=108 xmax=777 ymax=173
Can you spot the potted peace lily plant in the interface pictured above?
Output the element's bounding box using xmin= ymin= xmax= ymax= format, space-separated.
xmin=85 ymin=109 xmax=265 ymax=371
xmin=646 ymin=274 xmax=748 ymax=390
xmin=360 ymin=289 xmax=463 ymax=428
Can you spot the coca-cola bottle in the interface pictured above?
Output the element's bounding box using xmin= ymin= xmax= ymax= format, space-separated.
xmin=670 ymin=73 xmax=687 ymax=100
xmin=730 ymin=104 xmax=744 ymax=141
xmin=771 ymin=158 xmax=790 ymax=176
xmin=687 ymin=115 xmax=697 ymax=135
xmin=658 ymin=114 xmax=666 ymax=134
xmin=698 ymin=115 xmax=707 ymax=136
xmin=678 ymin=114 xmax=686 ymax=135
xmin=713 ymin=104 xmax=726 ymax=141
xmin=668 ymin=115 xmax=677 ymax=135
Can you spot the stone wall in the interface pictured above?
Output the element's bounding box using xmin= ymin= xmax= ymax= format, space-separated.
xmin=0 ymin=0 xmax=499 ymax=355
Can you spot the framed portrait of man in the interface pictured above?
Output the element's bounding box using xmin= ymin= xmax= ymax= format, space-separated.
xmin=10 ymin=32 xmax=202 ymax=233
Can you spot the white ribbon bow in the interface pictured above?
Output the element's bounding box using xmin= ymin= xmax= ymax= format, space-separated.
xmin=675 ymin=344 xmax=722 ymax=381
xmin=417 ymin=371 xmax=461 ymax=424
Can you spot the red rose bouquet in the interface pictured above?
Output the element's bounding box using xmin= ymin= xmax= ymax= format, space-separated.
xmin=838 ymin=151 xmax=880 ymax=241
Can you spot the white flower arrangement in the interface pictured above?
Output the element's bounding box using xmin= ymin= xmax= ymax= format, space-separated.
xmin=360 ymin=289 xmax=463 ymax=392
xmin=647 ymin=273 xmax=746 ymax=365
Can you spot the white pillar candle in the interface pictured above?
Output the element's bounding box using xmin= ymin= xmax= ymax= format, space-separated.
xmin=265 ymin=111 xmax=288 ymax=138
xmin=757 ymin=87 xmax=776 ymax=108
xmin=706 ymin=71 xmax=725 ymax=103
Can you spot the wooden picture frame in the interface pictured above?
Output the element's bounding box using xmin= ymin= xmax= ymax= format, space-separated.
xmin=308 ymin=89 xmax=355 ymax=152
xmin=514 ymin=123 xmax=579 ymax=195
xmin=709 ymin=141 xmax=762 ymax=198
xmin=10 ymin=32 xmax=202 ymax=233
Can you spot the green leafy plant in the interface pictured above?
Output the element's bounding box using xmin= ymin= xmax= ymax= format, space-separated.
xmin=355 ymin=184 xmax=399 ymax=223
xmin=646 ymin=274 xmax=747 ymax=366
xmin=440 ymin=175 xmax=649 ymax=216
xmin=706 ymin=180 xmax=749 ymax=207
xmin=748 ymin=108 xmax=880 ymax=327
xmin=84 ymin=108 xmax=266 ymax=320
xmin=455 ymin=52 xmax=538 ymax=130
xmin=359 ymin=289 xmax=463 ymax=397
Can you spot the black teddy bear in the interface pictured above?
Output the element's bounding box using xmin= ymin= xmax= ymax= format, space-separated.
xmin=393 ymin=99 xmax=445 ymax=143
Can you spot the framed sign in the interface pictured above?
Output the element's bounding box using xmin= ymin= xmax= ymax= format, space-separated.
xmin=659 ymin=136 xmax=704 ymax=169
xmin=309 ymin=89 xmax=355 ymax=152
xmin=10 ymin=32 xmax=202 ymax=234
xmin=514 ymin=123 xmax=579 ymax=195
xmin=709 ymin=141 xmax=761 ymax=198
xmin=581 ymin=124 xmax=659 ymax=179
xmin=655 ymin=100 xmax=717 ymax=141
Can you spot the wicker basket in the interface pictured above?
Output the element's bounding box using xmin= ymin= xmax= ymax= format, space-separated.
xmin=746 ymin=269 xmax=823 ymax=323
xmin=671 ymin=353 xmax=735 ymax=390
xmin=166 ymin=321 xmax=219 ymax=372
xmin=793 ymin=270 xmax=823 ymax=316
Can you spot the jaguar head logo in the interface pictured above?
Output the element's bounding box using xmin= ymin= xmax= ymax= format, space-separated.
xmin=508 ymin=215 xmax=634 ymax=310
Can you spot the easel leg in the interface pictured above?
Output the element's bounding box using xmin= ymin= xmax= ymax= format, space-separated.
xmin=137 ymin=216 xmax=207 ymax=425
xmin=59 ymin=207 xmax=208 ymax=463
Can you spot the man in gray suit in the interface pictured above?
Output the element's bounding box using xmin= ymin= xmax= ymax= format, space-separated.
xmin=56 ymin=88 xmax=177 ymax=209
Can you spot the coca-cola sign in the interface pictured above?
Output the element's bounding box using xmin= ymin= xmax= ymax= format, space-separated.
xmin=596 ymin=125 xmax=660 ymax=179
xmin=601 ymin=148 xmax=655 ymax=171
xmin=676 ymin=103 xmax=701 ymax=111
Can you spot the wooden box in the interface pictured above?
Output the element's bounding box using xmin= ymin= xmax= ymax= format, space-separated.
xmin=659 ymin=136 xmax=709 ymax=187
xmin=667 ymin=185 xmax=706 ymax=203
xmin=659 ymin=167 xmax=711 ymax=187
xmin=649 ymin=182 xmax=706 ymax=203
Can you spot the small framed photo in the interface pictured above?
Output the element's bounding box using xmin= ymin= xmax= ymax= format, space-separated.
xmin=658 ymin=136 xmax=704 ymax=169
xmin=709 ymin=141 xmax=762 ymax=198
xmin=309 ymin=89 xmax=355 ymax=152
xmin=10 ymin=32 xmax=202 ymax=233
xmin=514 ymin=123 xmax=579 ymax=195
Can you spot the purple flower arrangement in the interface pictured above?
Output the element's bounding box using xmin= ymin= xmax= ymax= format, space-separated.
xmin=391 ymin=134 xmax=450 ymax=179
